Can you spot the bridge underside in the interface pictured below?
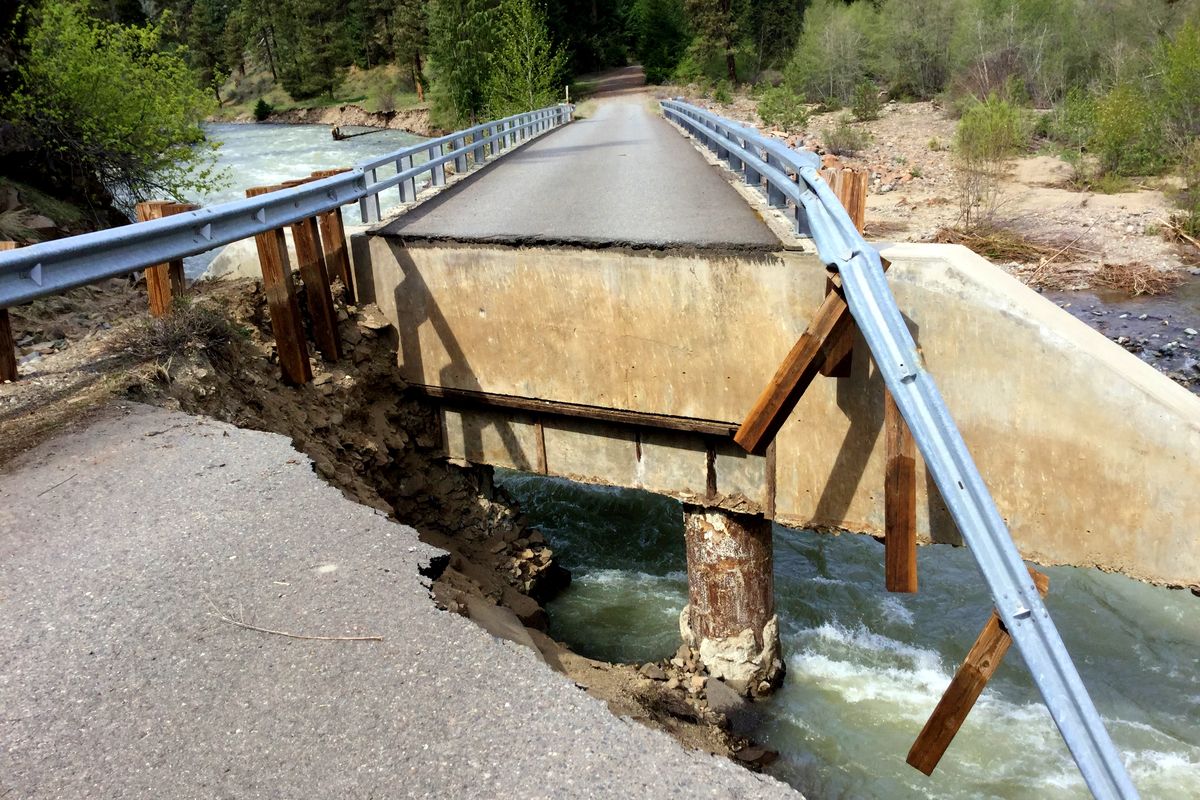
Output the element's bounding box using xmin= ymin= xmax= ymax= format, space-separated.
xmin=352 ymin=233 xmax=1200 ymax=589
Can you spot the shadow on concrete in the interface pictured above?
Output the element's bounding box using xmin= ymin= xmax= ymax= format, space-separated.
xmin=388 ymin=242 xmax=534 ymax=472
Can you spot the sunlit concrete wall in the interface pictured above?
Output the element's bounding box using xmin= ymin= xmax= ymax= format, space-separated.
xmin=355 ymin=234 xmax=1200 ymax=588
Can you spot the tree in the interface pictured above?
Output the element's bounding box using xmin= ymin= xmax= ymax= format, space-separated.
xmin=274 ymin=0 xmax=350 ymax=99
xmin=683 ymin=0 xmax=741 ymax=83
xmin=186 ymin=0 xmax=233 ymax=104
xmin=427 ymin=0 xmax=496 ymax=124
xmin=626 ymin=0 xmax=688 ymax=84
xmin=3 ymin=1 xmax=221 ymax=214
xmin=391 ymin=0 xmax=430 ymax=101
xmin=486 ymin=0 xmax=567 ymax=116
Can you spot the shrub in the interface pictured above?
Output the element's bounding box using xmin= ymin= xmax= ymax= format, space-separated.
xmin=115 ymin=300 xmax=239 ymax=365
xmin=1050 ymin=89 xmax=1096 ymax=184
xmin=712 ymin=80 xmax=732 ymax=104
xmin=1158 ymin=20 xmax=1200 ymax=152
xmin=785 ymin=0 xmax=873 ymax=106
xmin=954 ymin=94 xmax=1027 ymax=228
xmin=823 ymin=114 xmax=870 ymax=156
xmin=1173 ymin=139 xmax=1200 ymax=238
xmin=253 ymin=98 xmax=273 ymax=122
xmin=757 ymin=86 xmax=809 ymax=131
xmin=851 ymin=81 xmax=881 ymax=121
xmin=1092 ymin=83 xmax=1166 ymax=177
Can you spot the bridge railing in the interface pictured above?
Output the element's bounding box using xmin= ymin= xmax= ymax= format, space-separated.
xmin=661 ymin=98 xmax=1137 ymax=800
xmin=0 ymin=104 xmax=572 ymax=309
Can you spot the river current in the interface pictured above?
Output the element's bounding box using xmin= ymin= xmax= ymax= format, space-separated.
xmin=183 ymin=122 xmax=427 ymax=276
xmin=497 ymin=471 xmax=1200 ymax=800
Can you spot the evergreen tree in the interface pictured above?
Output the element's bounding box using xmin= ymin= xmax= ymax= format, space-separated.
xmin=391 ymin=0 xmax=430 ymax=100
xmin=626 ymin=0 xmax=688 ymax=84
xmin=427 ymin=0 xmax=496 ymax=124
xmin=275 ymin=0 xmax=350 ymax=99
xmin=487 ymin=0 xmax=567 ymax=115
xmin=683 ymin=0 xmax=741 ymax=83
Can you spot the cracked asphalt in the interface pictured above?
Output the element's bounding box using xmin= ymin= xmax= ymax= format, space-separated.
xmin=0 ymin=403 xmax=798 ymax=799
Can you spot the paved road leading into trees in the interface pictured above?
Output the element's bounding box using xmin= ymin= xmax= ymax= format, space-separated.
xmin=381 ymin=89 xmax=780 ymax=249
xmin=0 ymin=404 xmax=797 ymax=800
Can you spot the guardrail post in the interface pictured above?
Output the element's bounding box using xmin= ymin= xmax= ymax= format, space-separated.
xmin=453 ymin=136 xmax=467 ymax=173
xmin=884 ymin=389 xmax=918 ymax=592
xmin=0 ymin=241 xmax=17 ymax=381
xmin=359 ymin=167 xmax=382 ymax=224
xmin=245 ymin=185 xmax=312 ymax=386
xmin=820 ymin=167 xmax=868 ymax=232
xmin=429 ymin=144 xmax=445 ymax=186
xmin=766 ymin=154 xmax=787 ymax=208
xmin=134 ymin=200 xmax=195 ymax=317
xmin=395 ymin=155 xmax=415 ymax=202
xmin=473 ymin=132 xmax=485 ymax=164
xmin=308 ymin=169 xmax=357 ymax=302
xmin=288 ymin=214 xmax=341 ymax=363
xmin=503 ymin=120 xmax=512 ymax=149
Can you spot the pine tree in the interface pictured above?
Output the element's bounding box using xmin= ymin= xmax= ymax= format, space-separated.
xmin=486 ymin=0 xmax=567 ymax=116
xmin=427 ymin=0 xmax=496 ymax=124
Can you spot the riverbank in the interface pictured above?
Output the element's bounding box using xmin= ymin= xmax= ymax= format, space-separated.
xmin=217 ymin=102 xmax=442 ymax=138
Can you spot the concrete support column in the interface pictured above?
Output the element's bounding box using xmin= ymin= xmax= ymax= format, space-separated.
xmin=679 ymin=505 xmax=783 ymax=696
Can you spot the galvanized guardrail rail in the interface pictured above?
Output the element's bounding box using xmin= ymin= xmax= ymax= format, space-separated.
xmin=0 ymin=104 xmax=571 ymax=309
xmin=661 ymin=98 xmax=1137 ymax=800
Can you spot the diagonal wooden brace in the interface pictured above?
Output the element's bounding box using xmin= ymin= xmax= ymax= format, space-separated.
xmin=733 ymin=259 xmax=890 ymax=456
xmin=907 ymin=568 xmax=1050 ymax=776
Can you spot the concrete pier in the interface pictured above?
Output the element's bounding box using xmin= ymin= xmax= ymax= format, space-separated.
xmin=680 ymin=506 xmax=783 ymax=696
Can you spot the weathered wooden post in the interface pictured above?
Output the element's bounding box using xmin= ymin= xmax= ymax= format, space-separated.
xmin=134 ymin=200 xmax=197 ymax=317
xmin=680 ymin=506 xmax=783 ymax=696
xmin=885 ymin=390 xmax=918 ymax=592
xmin=245 ymin=185 xmax=312 ymax=386
xmin=309 ymin=169 xmax=357 ymax=302
xmin=0 ymin=241 xmax=17 ymax=381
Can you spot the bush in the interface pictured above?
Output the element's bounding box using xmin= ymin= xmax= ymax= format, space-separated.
xmin=851 ymin=81 xmax=881 ymax=121
xmin=756 ymin=86 xmax=809 ymax=131
xmin=1050 ymin=88 xmax=1096 ymax=184
xmin=712 ymin=80 xmax=732 ymax=104
xmin=1092 ymin=83 xmax=1166 ymax=177
xmin=253 ymin=98 xmax=273 ymax=121
xmin=956 ymin=94 xmax=1028 ymax=161
xmin=785 ymin=0 xmax=873 ymax=106
xmin=823 ymin=114 xmax=870 ymax=155
xmin=1158 ymin=20 xmax=1200 ymax=152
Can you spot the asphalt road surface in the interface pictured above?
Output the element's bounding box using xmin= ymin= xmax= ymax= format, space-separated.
xmin=0 ymin=404 xmax=799 ymax=799
xmin=382 ymin=93 xmax=780 ymax=250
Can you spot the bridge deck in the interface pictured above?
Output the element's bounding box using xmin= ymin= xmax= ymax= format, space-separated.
xmin=379 ymin=94 xmax=781 ymax=249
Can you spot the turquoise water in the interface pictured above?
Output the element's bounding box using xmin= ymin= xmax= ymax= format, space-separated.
xmin=497 ymin=471 xmax=1200 ymax=800
xmin=181 ymin=123 xmax=427 ymax=276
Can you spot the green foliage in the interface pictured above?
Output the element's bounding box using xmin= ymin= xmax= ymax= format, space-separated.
xmin=683 ymin=0 xmax=740 ymax=83
xmin=955 ymin=94 xmax=1027 ymax=162
xmin=6 ymin=1 xmax=221 ymax=207
xmin=487 ymin=0 xmax=568 ymax=116
xmin=1157 ymin=20 xmax=1200 ymax=151
xmin=274 ymin=0 xmax=351 ymax=99
xmin=627 ymin=0 xmax=688 ymax=84
xmin=253 ymin=98 xmax=273 ymax=121
xmin=756 ymin=86 xmax=809 ymax=131
xmin=1174 ymin=140 xmax=1200 ymax=237
xmin=711 ymin=80 xmax=732 ymax=104
xmin=427 ymin=0 xmax=495 ymax=125
xmin=823 ymin=114 xmax=870 ymax=156
xmin=1048 ymin=88 xmax=1095 ymax=184
xmin=785 ymin=0 xmax=874 ymax=106
xmin=1092 ymin=83 xmax=1166 ymax=177
xmin=851 ymin=81 xmax=881 ymax=121
xmin=874 ymin=0 xmax=956 ymax=98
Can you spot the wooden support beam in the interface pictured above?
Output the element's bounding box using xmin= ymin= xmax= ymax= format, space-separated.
xmin=819 ymin=167 xmax=868 ymax=233
xmin=246 ymin=185 xmax=312 ymax=386
xmin=289 ymin=216 xmax=341 ymax=362
xmin=733 ymin=285 xmax=856 ymax=455
xmin=907 ymin=568 xmax=1050 ymax=776
xmin=885 ymin=389 xmax=918 ymax=593
xmin=309 ymin=170 xmax=356 ymax=301
xmin=134 ymin=201 xmax=196 ymax=317
xmin=819 ymin=275 xmax=855 ymax=378
xmin=0 ymin=241 xmax=17 ymax=382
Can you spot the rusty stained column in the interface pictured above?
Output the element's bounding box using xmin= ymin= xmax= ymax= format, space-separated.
xmin=680 ymin=505 xmax=783 ymax=696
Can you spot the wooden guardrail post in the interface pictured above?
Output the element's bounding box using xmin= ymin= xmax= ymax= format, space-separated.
xmin=134 ymin=200 xmax=197 ymax=317
xmin=819 ymin=167 xmax=868 ymax=232
xmin=309 ymin=169 xmax=357 ymax=302
xmin=0 ymin=241 xmax=17 ymax=381
xmin=907 ymin=568 xmax=1050 ymax=775
xmin=884 ymin=389 xmax=918 ymax=593
xmin=245 ymin=185 xmax=312 ymax=385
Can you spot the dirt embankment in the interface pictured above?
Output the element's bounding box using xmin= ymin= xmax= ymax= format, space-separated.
xmin=226 ymin=104 xmax=443 ymax=138
xmin=0 ymin=278 xmax=773 ymax=768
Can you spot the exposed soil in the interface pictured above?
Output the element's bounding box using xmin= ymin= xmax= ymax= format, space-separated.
xmin=661 ymin=89 xmax=1199 ymax=288
xmin=234 ymin=103 xmax=442 ymax=138
xmin=0 ymin=277 xmax=768 ymax=766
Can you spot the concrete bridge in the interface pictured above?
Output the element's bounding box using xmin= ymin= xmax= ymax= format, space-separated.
xmin=3 ymin=78 xmax=1197 ymax=799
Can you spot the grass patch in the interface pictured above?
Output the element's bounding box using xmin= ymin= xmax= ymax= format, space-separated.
xmin=0 ymin=208 xmax=35 ymax=242
xmin=212 ymin=62 xmax=424 ymax=120
xmin=0 ymin=178 xmax=84 ymax=228
xmin=112 ymin=300 xmax=241 ymax=366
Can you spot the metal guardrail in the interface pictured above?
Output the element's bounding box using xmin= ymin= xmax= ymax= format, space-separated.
xmin=661 ymin=99 xmax=1138 ymax=800
xmin=0 ymin=104 xmax=572 ymax=308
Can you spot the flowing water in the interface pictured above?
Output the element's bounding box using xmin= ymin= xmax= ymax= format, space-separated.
xmin=181 ymin=123 xmax=428 ymax=276
xmin=496 ymin=471 xmax=1200 ymax=800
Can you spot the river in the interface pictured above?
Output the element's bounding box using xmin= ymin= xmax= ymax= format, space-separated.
xmin=496 ymin=471 xmax=1200 ymax=800
xmin=182 ymin=122 xmax=427 ymax=276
